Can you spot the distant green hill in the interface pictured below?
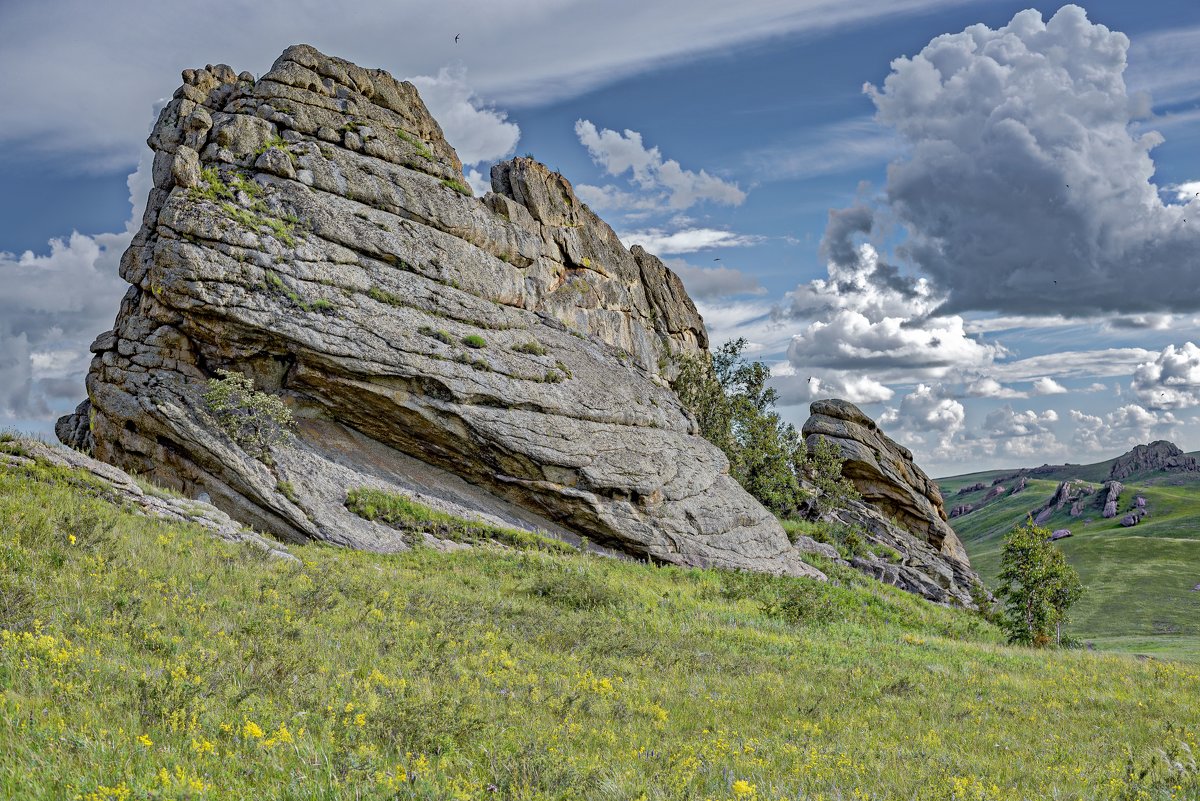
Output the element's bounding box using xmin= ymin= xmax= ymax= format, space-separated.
xmin=940 ymin=446 xmax=1200 ymax=661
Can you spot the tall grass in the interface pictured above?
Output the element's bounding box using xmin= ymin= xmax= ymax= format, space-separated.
xmin=0 ymin=459 xmax=1197 ymax=799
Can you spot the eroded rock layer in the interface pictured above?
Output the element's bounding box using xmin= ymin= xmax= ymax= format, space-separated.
xmin=59 ymin=45 xmax=823 ymax=579
xmin=802 ymin=399 xmax=980 ymax=602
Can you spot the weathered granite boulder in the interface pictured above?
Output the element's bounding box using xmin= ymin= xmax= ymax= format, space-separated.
xmin=57 ymin=45 xmax=824 ymax=580
xmin=802 ymin=399 xmax=979 ymax=602
xmin=1050 ymin=529 xmax=1072 ymax=541
xmin=1031 ymin=479 xmax=1094 ymax=525
xmin=1135 ymin=496 xmax=1147 ymax=509
xmin=1010 ymin=476 xmax=1027 ymax=494
xmin=1120 ymin=512 xmax=1143 ymax=527
xmin=949 ymin=503 xmax=973 ymax=518
xmin=1109 ymin=440 xmax=1198 ymax=480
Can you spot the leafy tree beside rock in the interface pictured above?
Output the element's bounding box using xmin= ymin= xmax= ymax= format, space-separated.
xmin=202 ymin=370 xmax=295 ymax=460
xmin=673 ymin=339 xmax=857 ymax=518
xmin=995 ymin=519 xmax=1084 ymax=647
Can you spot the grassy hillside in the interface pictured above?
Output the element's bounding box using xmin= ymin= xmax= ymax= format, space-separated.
xmin=2 ymin=458 xmax=1200 ymax=799
xmin=943 ymin=474 xmax=1200 ymax=661
xmin=938 ymin=449 xmax=1200 ymax=494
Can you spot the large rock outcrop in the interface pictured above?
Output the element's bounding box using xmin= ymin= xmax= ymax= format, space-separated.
xmin=803 ymin=399 xmax=981 ymax=604
xmin=1108 ymin=440 xmax=1198 ymax=480
xmin=57 ymin=45 xmax=824 ymax=579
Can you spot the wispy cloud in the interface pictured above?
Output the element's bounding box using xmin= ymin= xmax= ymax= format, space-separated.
xmin=0 ymin=0 xmax=967 ymax=168
xmin=745 ymin=116 xmax=900 ymax=181
xmin=619 ymin=227 xmax=763 ymax=254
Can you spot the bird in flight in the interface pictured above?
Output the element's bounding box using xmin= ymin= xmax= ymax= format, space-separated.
xmin=713 ymin=257 xmax=721 ymax=261
xmin=454 ymin=34 xmax=461 ymax=43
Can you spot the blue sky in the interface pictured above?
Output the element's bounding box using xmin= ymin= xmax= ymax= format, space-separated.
xmin=2 ymin=0 xmax=1200 ymax=475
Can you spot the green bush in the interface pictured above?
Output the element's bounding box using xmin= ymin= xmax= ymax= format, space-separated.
xmin=512 ymin=341 xmax=547 ymax=356
xmin=673 ymin=339 xmax=858 ymax=517
xmin=418 ymin=326 xmax=454 ymax=345
xmin=202 ymin=370 xmax=295 ymax=459
xmin=461 ymin=334 xmax=487 ymax=349
xmin=440 ymin=178 xmax=472 ymax=196
xmin=996 ymin=519 xmax=1084 ymax=647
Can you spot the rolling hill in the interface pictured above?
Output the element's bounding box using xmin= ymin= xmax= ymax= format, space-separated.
xmin=940 ymin=443 xmax=1200 ymax=661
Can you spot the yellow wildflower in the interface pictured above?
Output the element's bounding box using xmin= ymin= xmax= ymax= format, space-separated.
xmin=732 ymin=780 xmax=756 ymax=797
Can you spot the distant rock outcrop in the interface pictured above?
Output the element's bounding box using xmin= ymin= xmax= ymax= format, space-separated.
xmin=1109 ymin=441 xmax=1198 ymax=480
xmin=1032 ymin=479 xmax=1094 ymax=525
xmin=802 ymin=399 xmax=980 ymax=604
xmin=56 ymin=45 xmax=825 ymax=580
xmin=1050 ymin=529 xmax=1072 ymax=541
xmin=1100 ymin=481 xmax=1123 ymax=518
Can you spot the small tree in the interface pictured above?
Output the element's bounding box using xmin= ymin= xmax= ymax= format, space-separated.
xmin=801 ymin=435 xmax=860 ymax=516
xmin=202 ymin=369 xmax=295 ymax=459
xmin=995 ymin=519 xmax=1083 ymax=647
xmin=673 ymin=339 xmax=858 ymax=518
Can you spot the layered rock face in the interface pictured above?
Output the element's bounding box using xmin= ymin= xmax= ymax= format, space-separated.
xmin=802 ymin=399 xmax=981 ymax=605
xmin=1108 ymin=440 xmax=1198 ymax=480
xmin=58 ymin=45 xmax=823 ymax=579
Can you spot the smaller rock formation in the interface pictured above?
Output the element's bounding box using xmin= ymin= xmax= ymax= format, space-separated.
xmin=1135 ymin=496 xmax=1147 ymax=508
xmin=956 ymin=482 xmax=986 ymax=496
xmin=1100 ymin=481 xmax=1123 ymax=518
xmin=984 ymin=485 xmax=1006 ymax=502
xmin=949 ymin=504 xmax=973 ymax=518
xmin=1050 ymin=529 xmax=1072 ymax=541
xmin=803 ymin=399 xmax=967 ymax=564
xmin=1192 ymin=583 xmax=1200 ymax=592
xmin=802 ymin=399 xmax=980 ymax=606
xmin=1109 ymin=441 xmax=1198 ymax=480
xmin=1010 ymin=476 xmax=1028 ymax=494
xmin=1031 ymin=479 xmax=1094 ymax=526
xmin=1120 ymin=512 xmax=1143 ymax=527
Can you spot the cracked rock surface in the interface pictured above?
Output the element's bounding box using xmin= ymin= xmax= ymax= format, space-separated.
xmin=58 ymin=45 xmax=824 ymax=580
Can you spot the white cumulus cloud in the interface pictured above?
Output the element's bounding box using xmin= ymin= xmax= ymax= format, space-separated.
xmin=1131 ymin=342 xmax=1200 ymax=409
xmin=619 ymin=228 xmax=762 ymax=255
xmin=1032 ymin=377 xmax=1068 ymax=395
xmin=575 ymin=120 xmax=745 ymax=210
xmin=846 ymin=5 xmax=1200 ymax=317
xmin=410 ymin=68 xmax=520 ymax=166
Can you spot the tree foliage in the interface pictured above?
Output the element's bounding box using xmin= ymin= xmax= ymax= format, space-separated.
xmin=995 ymin=519 xmax=1084 ymax=647
xmin=673 ymin=339 xmax=858 ymax=517
xmin=202 ymin=369 xmax=295 ymax=459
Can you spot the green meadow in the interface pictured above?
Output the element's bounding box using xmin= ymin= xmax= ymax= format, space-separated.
xmin=1 ymin=453 xmax=1198 ymax=800
xmin=942 ymin=473 xmax=1200 ymax=661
